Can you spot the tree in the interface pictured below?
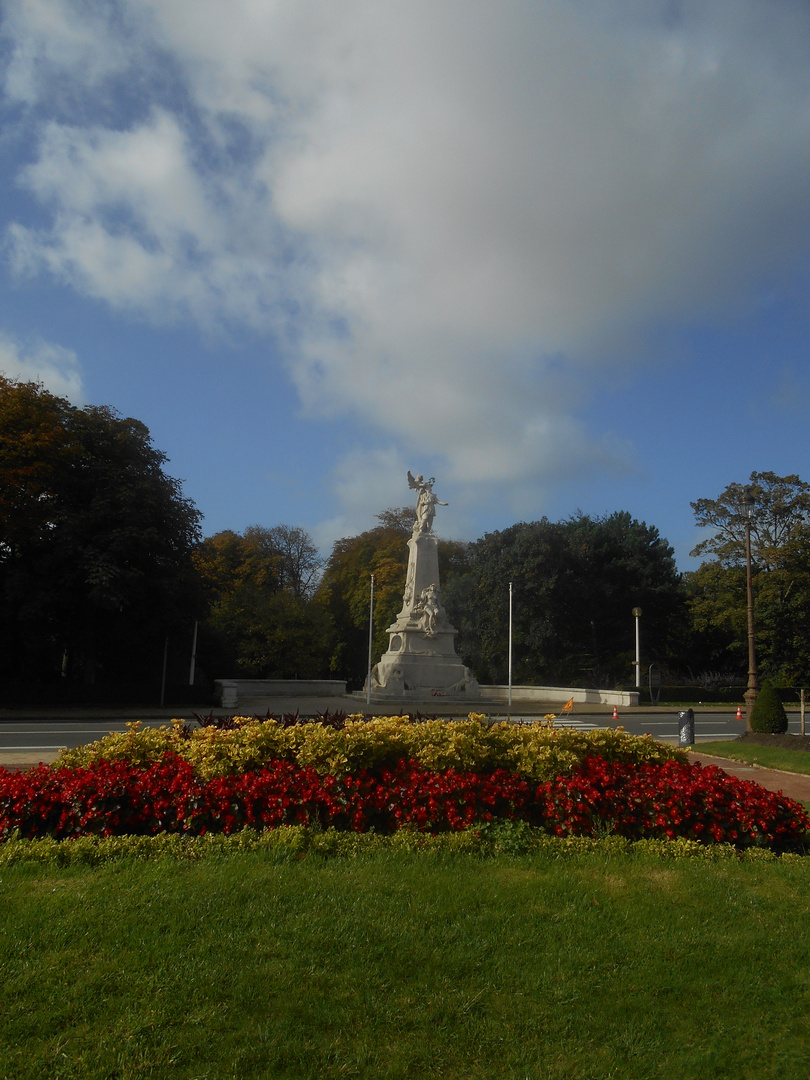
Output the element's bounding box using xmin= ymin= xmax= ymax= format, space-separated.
xmin=264 ymin=524 xmax=324 ymax=599
xmin=691 ymin=471 xmax=810 ymax=569
xmin=454 ymin=513 xmax=685 ymax=687
xmin=750 ymin=680 xmax=789 ymax=734
xmin=687 ymin=472 xmax=810 ymax=684
xmin=0 ymin=377 xmax=203 ymax=688
xmin=194 ymin=525 xmax=333 ymax=679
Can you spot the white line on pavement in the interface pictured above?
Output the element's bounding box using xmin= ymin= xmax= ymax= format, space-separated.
xmin=0 ymin=745 xmax=67 ymax=751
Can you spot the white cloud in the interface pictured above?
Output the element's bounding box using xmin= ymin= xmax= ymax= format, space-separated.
xmin=5 ymin=0 xmax=810 ymax=525
xmin=2 ymin=0 xmax=130 ymax=104
xmin=0 ymin=332 xmax=83 ymax=400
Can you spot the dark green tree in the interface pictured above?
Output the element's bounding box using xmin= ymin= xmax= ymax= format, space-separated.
xmin=0 ymin=377 xmax=203 ymax=689
xmin=454 ymin=513 xmax=685 ymax=687
xmin=750 ymin=680 xmax=789 ymax=734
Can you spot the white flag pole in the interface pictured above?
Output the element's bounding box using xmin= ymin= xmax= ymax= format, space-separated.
xmin=508 ymin=581 xmax=513 ymax=713
xmin=366 ymin=573 xmax=375 ymax=707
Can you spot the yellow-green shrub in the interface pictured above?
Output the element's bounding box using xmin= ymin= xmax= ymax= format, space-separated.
xmin=54 ymin=715 xmax=686 ymax=782
xmin=0 ymin=826 xmax=791 ymax=867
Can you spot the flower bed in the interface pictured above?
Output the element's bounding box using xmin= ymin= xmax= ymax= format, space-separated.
xmin=1 ymin=750 xmax=807 ymax=852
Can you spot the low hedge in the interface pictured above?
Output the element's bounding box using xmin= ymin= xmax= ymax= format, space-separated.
xmin=54 ymin=714 xmax=687 ymax=783
xmin=0 ymin=826 xmax=804 ymax=867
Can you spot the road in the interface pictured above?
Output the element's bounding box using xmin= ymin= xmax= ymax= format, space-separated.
xmin=0 ymin=708 xmax=807 ymax=758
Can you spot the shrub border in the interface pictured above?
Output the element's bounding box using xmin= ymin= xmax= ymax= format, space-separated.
xmin=0 ymin=824 xmax=805 ymax=866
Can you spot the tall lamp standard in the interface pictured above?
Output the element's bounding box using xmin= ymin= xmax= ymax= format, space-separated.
xmin=742 ymin=490 xmax=758 ymax=730
xmin=632 ymin=607 xmax=642 ymax=689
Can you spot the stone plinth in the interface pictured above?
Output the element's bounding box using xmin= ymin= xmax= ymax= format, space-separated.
xmin=367 ymin=529 xmax=479 ymax=700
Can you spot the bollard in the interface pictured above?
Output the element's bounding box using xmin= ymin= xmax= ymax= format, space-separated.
xmin=678 ymin=708 xmax=695 ymax=747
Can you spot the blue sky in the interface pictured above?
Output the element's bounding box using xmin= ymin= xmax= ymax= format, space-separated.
xmin=1 ymin=0 xmax=809 ymax=572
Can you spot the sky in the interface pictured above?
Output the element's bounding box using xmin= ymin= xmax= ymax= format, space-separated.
xmin=1 ymin=0 xmax=810 ymax=572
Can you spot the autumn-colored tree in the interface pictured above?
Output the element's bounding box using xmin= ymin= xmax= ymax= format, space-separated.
xmin=193 ymin=525 xmax=333 ymax=679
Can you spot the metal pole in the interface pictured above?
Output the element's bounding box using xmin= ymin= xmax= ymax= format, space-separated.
xmin=632 ymin=608 xmax=642 ymax=689
xmin=160 ymin=635 xmax=169 ymax=707
xmin=743 ymin=504 xmax=758 ymax=730
xmin=366 ymin=574 xmax=375 ymax=707
xmin=188 ymin=620 xmax=198 ymax=686
xmin=508 ymin=581 xmax=513 ymax=711
xmin=802 ymin=688 xmax=806 ymax=738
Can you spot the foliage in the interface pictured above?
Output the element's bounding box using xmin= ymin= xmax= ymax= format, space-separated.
xmin=691 ymin=471 xmax=810 ymax=567
xmin=0 ymin=823 xmax=802 ymax=867
xmin=193 ymin=525 xmax=333 ymax=679
xmin=448 ymin=512 xmax=686 ymax=686
xmin=55 ymin=715 xmax=686 ymax=780
xmin=750 ymin=681 xmax=789 ymax=734
xmin=688 ymin=472 xmax=810 ymax=684
xmin=0 ymin=377 xmax=202 ymax=687
xmin=264 ymin=523 xmax=325 ymax=599
xmin=3 ymin=752 xmax=806 ymax=851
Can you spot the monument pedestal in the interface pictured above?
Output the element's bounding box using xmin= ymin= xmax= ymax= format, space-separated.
xmin=366 ymin=529 xmax=479 ymax=700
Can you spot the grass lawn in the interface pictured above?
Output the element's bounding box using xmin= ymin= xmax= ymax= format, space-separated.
xmin=698 ymin=740 xmax=810 ymax=776
xmin=2 ymin=846 xmax=810 ymax=1080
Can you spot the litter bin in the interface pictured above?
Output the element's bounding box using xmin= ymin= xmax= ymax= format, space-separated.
xmin=678 ymin=708 xmax=695 ymax=747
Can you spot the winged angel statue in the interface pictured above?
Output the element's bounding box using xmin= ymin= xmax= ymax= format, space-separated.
xmin=407 ymin=471 xmax=448 ymax=535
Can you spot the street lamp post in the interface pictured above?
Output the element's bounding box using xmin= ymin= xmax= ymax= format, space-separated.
xmin=742 ymin=491 xmax=758 ymax=730
xmin=632 ymin=607 xmax=642 ymax=689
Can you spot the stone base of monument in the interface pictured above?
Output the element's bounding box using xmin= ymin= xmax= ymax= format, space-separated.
xmin=365 ymin=629 xmax=480 ymax=701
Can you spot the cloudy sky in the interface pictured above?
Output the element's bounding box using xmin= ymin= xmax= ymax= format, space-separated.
xmin=2 ymin=0 xmax=809 ymax=568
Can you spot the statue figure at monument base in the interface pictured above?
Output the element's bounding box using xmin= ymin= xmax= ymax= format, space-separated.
xmin=365 ymin=473 xmax=480 ymax=701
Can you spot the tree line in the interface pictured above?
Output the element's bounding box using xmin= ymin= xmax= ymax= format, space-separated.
xmin=3 ymin=377 xmax=809 ymax=700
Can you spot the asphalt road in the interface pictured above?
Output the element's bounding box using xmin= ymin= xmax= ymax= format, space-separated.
xmin=0 ymin=708 xmax=807 ymax=758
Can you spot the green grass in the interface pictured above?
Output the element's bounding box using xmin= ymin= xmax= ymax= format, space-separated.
xmin=2 ymin=847 xmax=810 ymax=1079
xmin=698 ymin=740 xmax=810 ymax=775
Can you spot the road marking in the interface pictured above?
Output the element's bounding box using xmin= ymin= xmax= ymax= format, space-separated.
xmin=0 ymin=745 xmax=67 ymax=751
xmin=0 ymin=726 xmax=139 ymax=735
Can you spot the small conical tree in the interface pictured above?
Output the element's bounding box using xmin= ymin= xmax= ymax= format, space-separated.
xmin=750 ymin=680 xmax=788 ymax=734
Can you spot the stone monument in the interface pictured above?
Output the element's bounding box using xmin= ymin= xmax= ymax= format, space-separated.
xmin=366 ymin=472 xmax=480 ymax=700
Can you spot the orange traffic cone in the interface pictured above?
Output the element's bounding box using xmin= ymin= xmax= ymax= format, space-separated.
xmin=736 ymin=705 xmax=743 ymax=721
xmin=612 ymin=705 xmax=619 ymax=721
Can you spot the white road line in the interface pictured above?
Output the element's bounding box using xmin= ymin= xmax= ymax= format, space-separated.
xmin=0 ymin=745 xmax=67 ymax=751
xmin=0 ymin=727 xmax=134 ymax=735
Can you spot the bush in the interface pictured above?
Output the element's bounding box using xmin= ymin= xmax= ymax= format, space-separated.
xmin=54 ymin=715 xmax=687 ymax=782
xmin=750 ymin=681 xmax=789 ymax=734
